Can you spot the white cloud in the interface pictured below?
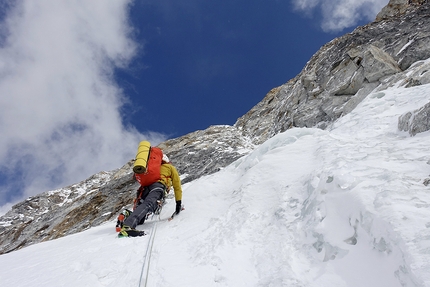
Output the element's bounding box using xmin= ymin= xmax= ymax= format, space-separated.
xmin=291 ymin=0 xmax=389 ymax=32
xmin=0 ymin=0 xmax=166 ymax=207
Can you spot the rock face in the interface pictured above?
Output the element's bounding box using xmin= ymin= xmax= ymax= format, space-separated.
xmin=235 ymin=1 xmax=430 ymax=144
xmin=376 ymin=0 xmax=427 ymax=21
xmin=159 ymin=125 xmax=255 ymax=184
xmin=399 ymin=101 xmax=430 ymax=136
xmin=2 ymin=0 xmax=430 ymax=254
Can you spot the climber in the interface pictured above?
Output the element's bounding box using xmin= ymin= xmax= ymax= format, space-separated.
xmin=119 ymin=153 xmax=183 ymax=237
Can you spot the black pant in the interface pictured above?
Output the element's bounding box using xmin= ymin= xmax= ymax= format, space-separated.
xmin=123 ymin=182 xmax=164 ymax=229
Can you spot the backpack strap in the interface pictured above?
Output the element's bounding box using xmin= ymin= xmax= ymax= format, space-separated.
xmin=133 ymin=186 xmax=147 ymax=211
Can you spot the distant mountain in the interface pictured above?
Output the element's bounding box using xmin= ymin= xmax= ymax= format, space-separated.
xmin=1 ymin=0 xmax=430 ymax=254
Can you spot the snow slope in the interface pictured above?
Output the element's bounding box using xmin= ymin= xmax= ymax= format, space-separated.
xmin=1 ymin=84 xmax=430 ymax=286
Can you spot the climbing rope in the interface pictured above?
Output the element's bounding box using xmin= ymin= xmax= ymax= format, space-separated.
xmin=138 ymin=222 xmax=158 ymax=287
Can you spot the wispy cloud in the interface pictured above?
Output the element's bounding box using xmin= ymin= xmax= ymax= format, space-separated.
xmin=291 ymin=0 xmax=389 ymax=32
xmin=0 ymin=0 xmax=166 ymax=210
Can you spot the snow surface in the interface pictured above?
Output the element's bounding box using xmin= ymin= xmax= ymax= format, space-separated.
xmin=1 ymin=84 xmax=430 ymax=286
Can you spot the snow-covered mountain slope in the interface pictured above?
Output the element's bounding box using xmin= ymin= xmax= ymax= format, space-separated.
xmin=1 ymin=83 xmax=429 ymax=287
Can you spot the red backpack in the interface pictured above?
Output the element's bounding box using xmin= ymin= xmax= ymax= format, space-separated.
xmin=134 ymin=146 xmax=163 ymax=187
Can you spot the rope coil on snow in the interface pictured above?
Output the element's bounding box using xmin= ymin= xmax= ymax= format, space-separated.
xmin=138 ymin=222 xmax=158 ymax=287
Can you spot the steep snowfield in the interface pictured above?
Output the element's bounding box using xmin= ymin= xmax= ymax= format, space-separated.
xmin=1 ymin=84 xmax=430 ymax=287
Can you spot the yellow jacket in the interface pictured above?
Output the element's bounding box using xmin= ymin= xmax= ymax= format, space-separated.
xmin=158 ymin=163 xmax=182 ymax=201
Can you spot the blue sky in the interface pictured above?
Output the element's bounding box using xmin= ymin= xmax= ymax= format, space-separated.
xmin=0 ymin=0 xmax=389 ymax=212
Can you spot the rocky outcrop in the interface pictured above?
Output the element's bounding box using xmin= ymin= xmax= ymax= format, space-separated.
xmin=376 ymin=0 xmax=427 ymax=21
xmin=159 ymin=125 xmax=255 ymax=184
xmin=235 ymin=1 xmax=430 ymax=144
xmin=398 ymin=101 xmax=430 ymax=136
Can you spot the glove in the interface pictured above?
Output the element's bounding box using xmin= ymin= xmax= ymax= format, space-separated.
xmin=175 ymin=200 xmax=182 ymax=214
